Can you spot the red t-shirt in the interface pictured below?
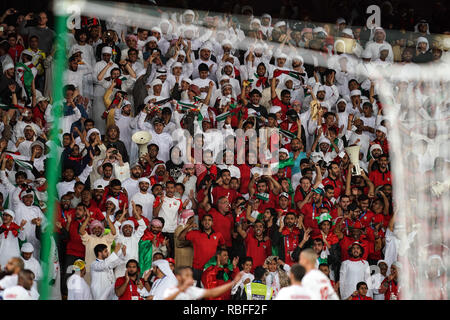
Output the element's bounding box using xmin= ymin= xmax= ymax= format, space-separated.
xmin=300 ymin=202 xmax=325 ymax=238
xmin=114 ymin=277 xmax=144 ymax=300
xmin=65 ymin=216 xmax=86 ymax=258
xmin=211 ymin=186 xmax=240 ymax=206
xmin=322 ymin=176 xmax=344 ymax=199
xmin=369 ymin=169 xmax=392 ymax=188
xmin=186 ymin=230 xmax=225 ymax=270
xmin=238 ymin=164 xmax=251 ymax=194
xmin=99 ymin=189 xmax=129 ymax=212
xmin=271 ymin=97 xmax=289 ymax=118
xmin=339 ymin=236 xmax=372 ymax=261
xmin=256 ymin=191 xmax=278 ymax=213
xmin=207 ymin=208 xmax=235 ymax=248
xmin=381 ymin=278 xmax=399 ymax=300
xmin=245 ymin=227 xmax=271 ymax=271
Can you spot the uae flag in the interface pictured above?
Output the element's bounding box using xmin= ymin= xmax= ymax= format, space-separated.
xmin=138 ymin=229 xmax=165 ymax=274
xmin=273 ymin=69 xmax=304 ymax=80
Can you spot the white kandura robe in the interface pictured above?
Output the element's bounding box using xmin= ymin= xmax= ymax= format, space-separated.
xmin=21 ymin=256 xmax=43 ymax=281
xmin=90 ymin=252 xmax=121 ymax=300
xmin=339 ymin=259 xmax=370 ymax=300
xmin=15 ymin=203 xmax=46 ymax=260
xmin=0 ymin=228 xmax=25 ymax=267
xmin=67 ymin=273 xmax=93 ymax=300
xmin=113 ymin=219 xmax=146 ymax=278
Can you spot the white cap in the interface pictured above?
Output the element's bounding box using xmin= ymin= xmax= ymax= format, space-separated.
xmin=3 ymin=62 xmax=14 ymax=72
xmin=148 ymin=36 xmax=158 ymax=43
xmin=337 ymin=17 xmax=346 ymax=24
xmin=279 ymin=148 xmax=289 ymax=155
xmin=21 ymin=242 xmax=34 ymax=253
xmin=361 ymin=50 xmax=372 ymax=59
xmin=379 ymin=44 xmax=389 ymax=52
xmin=370 ymin=143 xmax=382 ymax=155
xmin=172 ymin=62 xmax=183 ymax=69
xmin=101 ymin=46 xmax=113 ymax=54
xmin=2 ymin=209 xmax=15 ymax=220
xmin=350 ymin=89 xmax=361 ymax=97
xmin=21 ymin=49 xmax=34 ymax=57
xmin=274 ymin=21 xmax=286 ymax=28
xmin=341 ymin=28 xmax=353 ymax=37
xmin=151 ymin=27 xmax=162 ymax=34
xmin=276 ymin=52 xmax=288 ymax=60
xmin=221 ymin=39 xmax=232 ymax=47
xmin=317 ymin=85 xmax=326 ymax=92
xmin=319 ymin=136 xmax=331 ymax=145
xmin=151 ymin=79 xmax=163 ymax=87
xmin=138 ymin=177 xmax=151 ymax=184
xmin=376 ymin=125 xmax=387 ymax=135
xmin=87 ymin=128 xmax=100 ymax=139
xmin=181 ymin=77 xmax=192 ymax=85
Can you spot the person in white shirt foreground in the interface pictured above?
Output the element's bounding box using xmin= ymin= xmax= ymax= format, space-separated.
xmin=67 ymin=259 xmax=92 ymax=300
xmin=90 ymin=243 xmax=123 ymax=300
xmin=275 ymin=264 xmax=316 ymax=300
xmin=163 ymin=266 xmax=244 ymax=300
xmin=2 ymin=269 xmax=39 ymax=300
xmin=0 ymin=257 xmax=24 ymax=294
xmin=299 ymin=248 xmax=340 ymax=300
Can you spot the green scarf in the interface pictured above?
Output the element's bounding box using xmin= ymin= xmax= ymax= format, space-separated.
xmin=203 ymin=256 xmax=234 ymax=281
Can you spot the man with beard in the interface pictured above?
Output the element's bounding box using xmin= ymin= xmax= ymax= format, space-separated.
xmin=131 ymin=177 xmax=155 ymax=219
xmin=14 ymin=125 xmax=36 ymax=158
xmin=273 ymin=212 xmax=311 ymax=266
xmin=2 ymin=269 xmax=39 ymax=300
xmin=13 ymin=106 xmax=42 ymax=143
xmin=79 ymin=189 xmax=104 ymax=221
xmin=79 ymin=207 xmax=117 ymax=284
xmin=289 ymin=138 xmax=307 ymax=175
xmin=237 ymin=220 xmax=271 ymax=272
xmin=300 ymin=188 xmax=328 ymax=238
xmin=104 ymin=125 xmax=129 ymax=163
xmin=57 ymin=165 xmax=93 ymax=200
xmin=93 ymin=163 xmax=114 ymax=189
xmin=179 ymin=214 xmax=225 ymax=285
xmin=0 ymin=257 xmax=24 ymax=294
xmin=206 ymin=196 xmax=235 ymax=251
xmin=0 ymin=63 xmax=22 ymax=105
xmin=368 ymin=144 xmax=383 ymax=171
xmin=211 ymin=169 xmax=240 ymax=206
xmin=248 ymin=174 xmax=281 ymax=213
xmin=153 ymin=181 xmax=182 ymax=256
xmin=98 ymin=179 xmax=128 ymax=212
xmin=369 ymin=154 xmax=392 ymax=188
xmin=122 ymin=163 xmax=143 ymax=200
xmin=136 ymin=116 xmax=173 ymax=163
xmin=64 ymin=55 xmax=91 ymax=96
xmin=113 ymin=99 xmax=133 ymax=155
xmin=372 ymin=125 xmax=389 ymax=155
xmin=114 ymin=259 xmax=145 ymax=300
xmin=335 ymin=207 xmax=373 ymax=262
xmin=330 ymin=194 xmax=351 ymax=222
xmin=339 ymin=242 xmax=370 ymax=300
xmin=114 ymin=203 xmax=146 ymax=278
xmin=322 ymin=162 xmax=344 ymax=199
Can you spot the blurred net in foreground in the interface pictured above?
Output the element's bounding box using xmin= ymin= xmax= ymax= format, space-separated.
xmin=374 ymin=63 xmax=449 ymax=300
xmin=48 ymin=0 xmax=450 ymax=300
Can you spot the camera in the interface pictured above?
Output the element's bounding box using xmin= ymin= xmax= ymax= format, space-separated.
xmin=111 ymin=150 xmax=118 ymax=155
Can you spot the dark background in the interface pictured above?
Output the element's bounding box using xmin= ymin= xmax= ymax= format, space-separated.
xmin=1 ymin=0 xmax=449 ymax=33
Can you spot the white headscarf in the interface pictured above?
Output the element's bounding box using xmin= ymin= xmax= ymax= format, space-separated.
xmin=151 ymin=259 xmax=178 ymax=300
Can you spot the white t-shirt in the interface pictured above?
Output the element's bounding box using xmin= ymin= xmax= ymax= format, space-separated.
xmin=163 ymin=285 xmax=206 ymax=300
xmin=2 ymin=285 xmax=37 ymax=300
xmin=157 ymin=196 xmax=183 ymax=233
xmin=301 ymin=269 xmax=339 ymax=300
xmin=131 ymin=192 xmax=155 ymax=220
xmin=275 ymin=284 xmax=315 ymax=300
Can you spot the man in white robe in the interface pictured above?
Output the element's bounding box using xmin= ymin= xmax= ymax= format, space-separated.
xmin=339 ymin=242 xmax=370 ymax=299
xmin=90 ymin=243 xmax=123 ymax=300
xmin=20 ymin=242 xmax=43 ymax=281
xmin=67 ymin=259 xmax=92 ymax=300
xmin=0 ymin=210 xmax=26 ymax=267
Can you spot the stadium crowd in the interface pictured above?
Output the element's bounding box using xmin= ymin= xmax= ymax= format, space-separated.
xmin=0 ymin=0 xmax=448 ymax=300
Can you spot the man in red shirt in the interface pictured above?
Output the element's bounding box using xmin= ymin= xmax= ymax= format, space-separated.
xmin=322 ymin=161 xmax=344 ymax=199
xmin=347 ymin=282 xmax=373 ymax=300
xmin=207 ymin=196 xmax=235 ymax=249
xmin=300 ymin=187 xmax=328 ymax=237
xmin=369 ymin=154 xmax=392 ymax=188
xmin=62 ymin=203 xmax=88 ymax=298
xmin=248 ymin=174 xmax=281 ymax=213
xmin=114 ymin=259 xmax=145 ymax=300
xmin=178 ymin=214 xmax=225 ymax=286
xmin=379 ymin=262 xmax=400 ymax=300
xmin=201 ymin=247 xmax=240 ymax=300
xmin=237 ymin=220 xmax=271 ymax=272
xmin=211 ymin=169 xmax=240 ymax=206
xmin=80 ymin=189 xmax=104 ymax=221
xmin=356 ymin=194 xmax=375 ymax=227
xmin=337 ymin=220 xmax=373 ymax=261
xmin=99 ymin=179 xmax=128 ymax=212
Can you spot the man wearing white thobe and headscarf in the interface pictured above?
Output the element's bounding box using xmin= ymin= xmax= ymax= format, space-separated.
xmin=148 ymin=259 xmax=178 ymax=300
